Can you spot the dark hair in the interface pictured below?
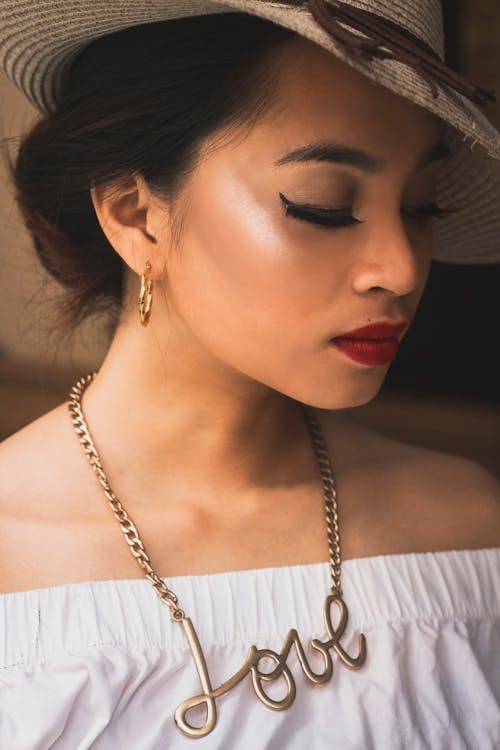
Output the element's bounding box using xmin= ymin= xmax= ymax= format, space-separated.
xmin=2 ymin=11 xmax=298 ymax=342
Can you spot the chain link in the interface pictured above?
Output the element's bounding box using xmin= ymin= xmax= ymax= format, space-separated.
xmin=67 ymin=371 xmax=343 ymax=623
xmin=299 ymin=404 xmax=343 ymax=595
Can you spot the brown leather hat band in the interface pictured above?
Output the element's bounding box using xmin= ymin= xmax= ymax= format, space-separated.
xmin=307 ymin=0 xmax=496 ymax=106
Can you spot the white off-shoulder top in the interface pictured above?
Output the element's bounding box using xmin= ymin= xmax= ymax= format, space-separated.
xmin=1 ymin=547 xmax=499 ymax=749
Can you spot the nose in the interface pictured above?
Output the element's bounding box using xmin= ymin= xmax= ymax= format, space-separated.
xmin=350 ymin=214 xmax=427 ymax=297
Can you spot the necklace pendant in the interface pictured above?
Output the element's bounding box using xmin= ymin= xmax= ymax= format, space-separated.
xmin=174 ymin=592 xmax=367 ymax=738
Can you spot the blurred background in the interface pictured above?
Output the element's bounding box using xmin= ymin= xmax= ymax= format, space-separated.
xmin=0 ymin=0 xmax=499 ymax=475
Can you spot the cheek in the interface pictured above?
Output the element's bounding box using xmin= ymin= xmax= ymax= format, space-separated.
xmin=166 ymin=170 xmax=347 ymax=367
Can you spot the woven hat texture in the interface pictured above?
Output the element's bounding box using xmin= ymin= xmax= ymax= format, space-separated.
xmin=1 ymin=0 xmax=499 ymax=264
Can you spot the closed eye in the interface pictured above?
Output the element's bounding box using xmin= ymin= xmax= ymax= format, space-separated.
xmin=403 ymin=203 xmax=460 ymax=221
xmin=279 ymin=192 xmax=362 ymax=227
xmin=279 ymin=192 xmax=461 ymax=229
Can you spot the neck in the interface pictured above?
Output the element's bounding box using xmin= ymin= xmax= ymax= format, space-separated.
xmin=79 ymin=315 xmax=321 ymax=512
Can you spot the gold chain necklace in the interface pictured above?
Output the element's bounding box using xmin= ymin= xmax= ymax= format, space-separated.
xmin=68 ymin=372 xmax=367 ymax=739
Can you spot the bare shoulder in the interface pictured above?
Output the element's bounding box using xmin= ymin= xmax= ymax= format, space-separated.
xmin=0 ymin=404 xmax=122 ymax=593
xmin=319 ymin=409 xmax=500 ymax=553
xmin=0 ymin=402 xmax=87 ymax=517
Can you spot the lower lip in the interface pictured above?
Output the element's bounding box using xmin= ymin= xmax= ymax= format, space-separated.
xmin=330 ymin=336 xmax=399 ymax=366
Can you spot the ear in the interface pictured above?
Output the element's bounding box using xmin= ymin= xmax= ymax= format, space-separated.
xmin=90 ymin=172 xmax=169 ymax=280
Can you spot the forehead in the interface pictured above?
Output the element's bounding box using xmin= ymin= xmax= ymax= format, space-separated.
xmin=260 ymin=35 xmax=443 ymax=156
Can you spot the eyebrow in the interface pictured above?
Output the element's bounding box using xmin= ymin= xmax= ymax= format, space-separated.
xmin=272 ymin=138 xmax=451 ymax=173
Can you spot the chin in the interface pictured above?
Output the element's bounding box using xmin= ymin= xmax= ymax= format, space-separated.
xmin=298 ymin=374 xmax=385 ymax=411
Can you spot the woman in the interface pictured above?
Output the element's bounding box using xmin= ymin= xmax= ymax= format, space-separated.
xmin=0 ymin=1 xmax=499 ymax=748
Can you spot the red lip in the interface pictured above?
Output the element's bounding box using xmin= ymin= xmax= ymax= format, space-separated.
xmin=331 ymin=338 xmax=399 ymax=366
xmin=330 ymin=320 xmax=409 ymax=366
xmin=334 ymin=321 xmax=409 ymax=339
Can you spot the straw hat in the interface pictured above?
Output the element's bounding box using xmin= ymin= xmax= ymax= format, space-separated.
xmin=1 ymin=0 xmax=499 ymax=264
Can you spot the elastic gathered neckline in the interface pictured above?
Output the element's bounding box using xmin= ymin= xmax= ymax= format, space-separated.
xmin=1 ymin=547 xmax=499 ymax=670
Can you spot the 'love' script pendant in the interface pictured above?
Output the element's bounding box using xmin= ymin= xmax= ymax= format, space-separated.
xmin=173 ymin=592 xmax=367 ymax=738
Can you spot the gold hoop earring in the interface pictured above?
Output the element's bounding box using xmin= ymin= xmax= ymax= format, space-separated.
xmin=139 ymin=261 xmax=153 ymax=327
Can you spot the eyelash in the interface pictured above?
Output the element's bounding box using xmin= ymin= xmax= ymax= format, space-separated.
xmin=278 ymin=192 xmax=460 ymax=228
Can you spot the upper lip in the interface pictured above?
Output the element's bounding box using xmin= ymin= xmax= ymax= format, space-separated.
xmin=332 ymin=320 xmax=409 ymax=339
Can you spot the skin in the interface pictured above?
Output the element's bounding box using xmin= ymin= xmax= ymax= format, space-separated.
xmin=0 ymin=36 xmax=499 ymax=591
